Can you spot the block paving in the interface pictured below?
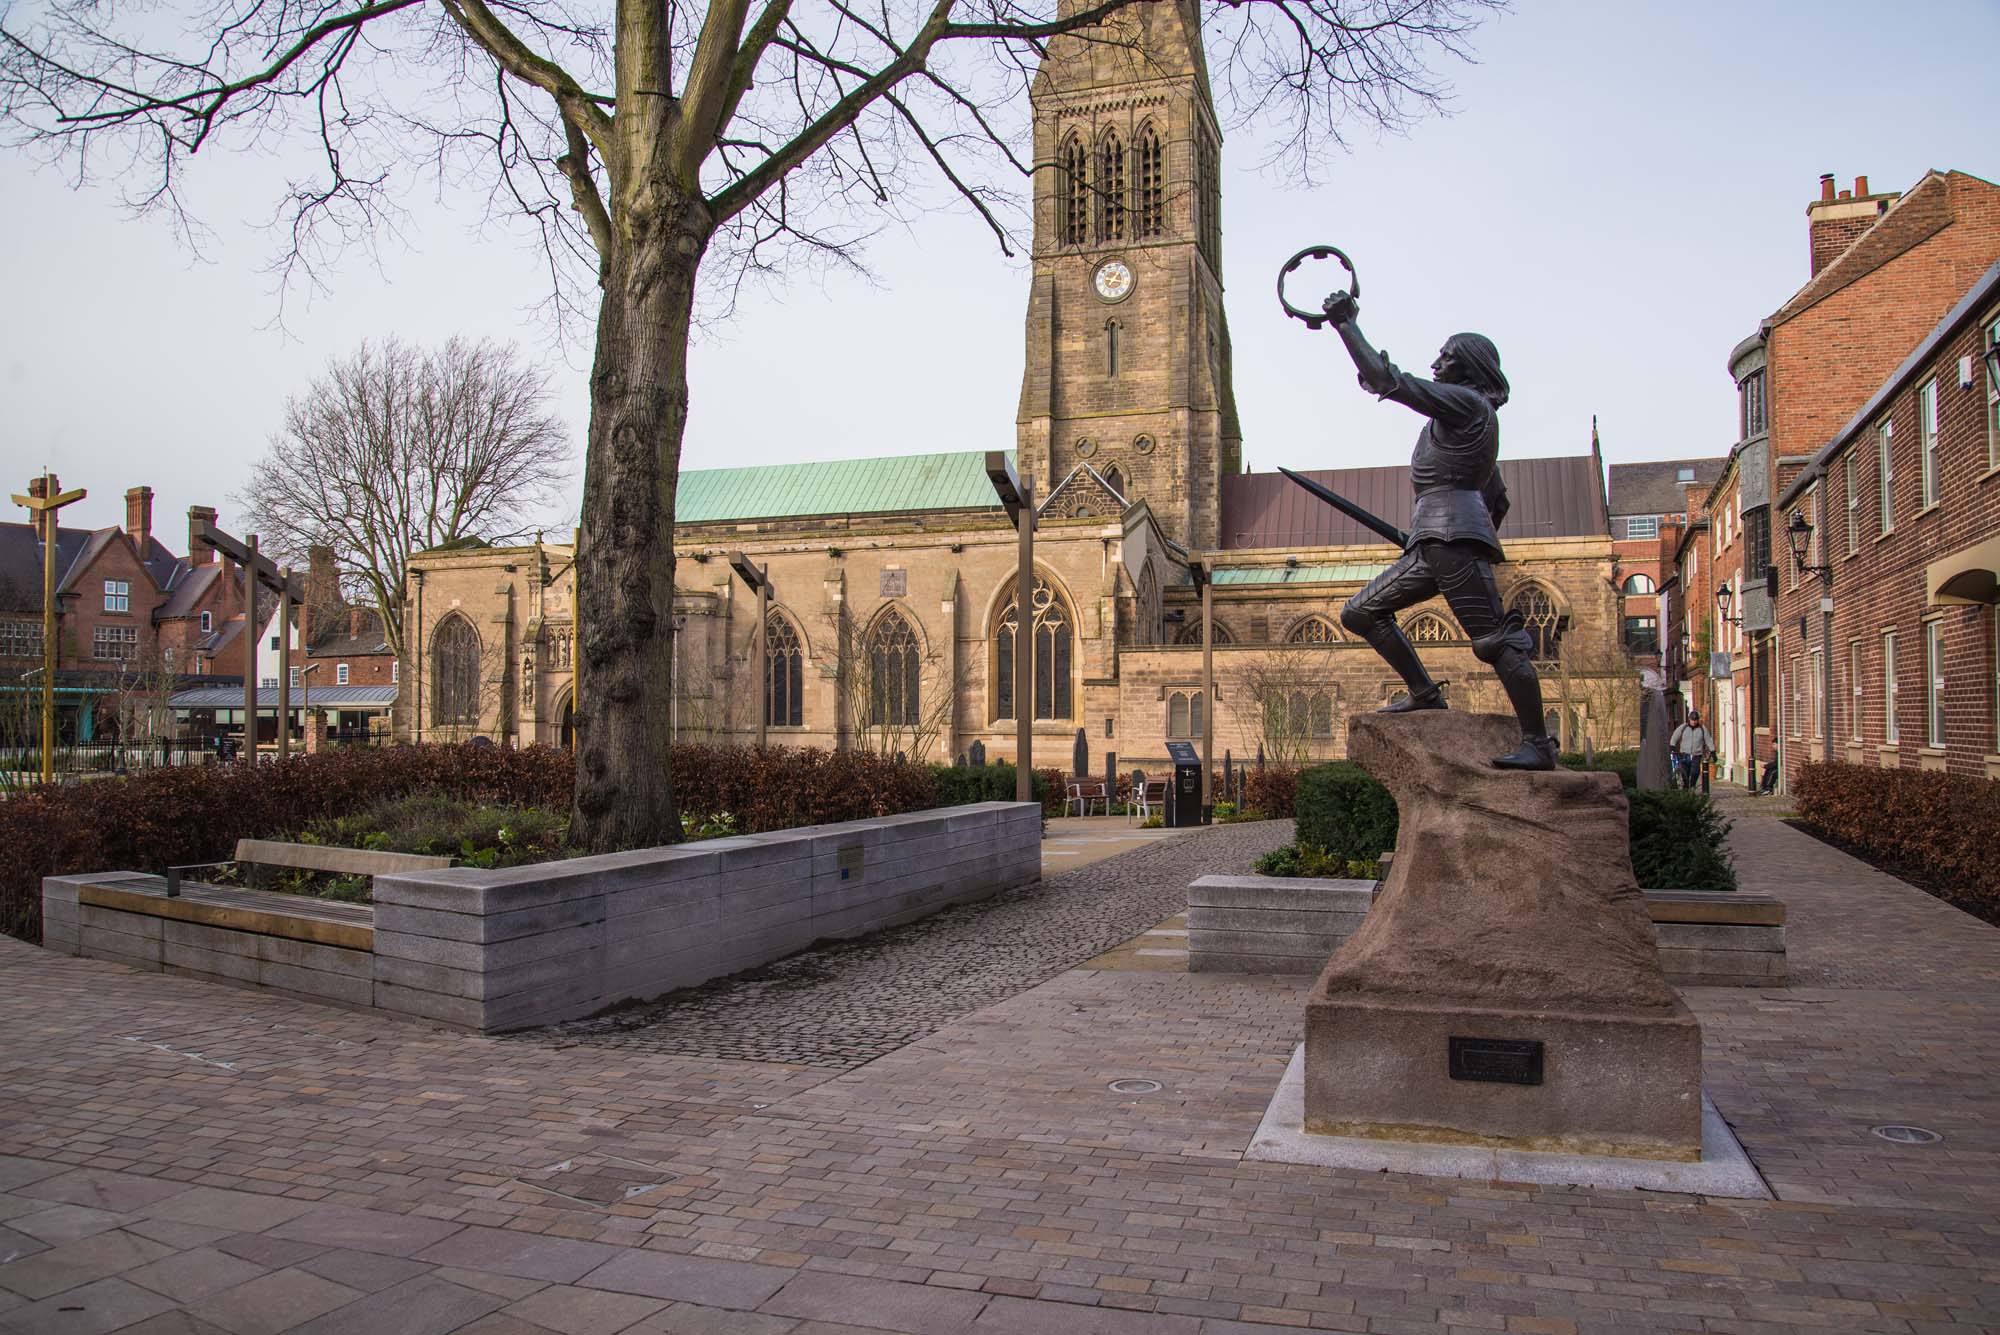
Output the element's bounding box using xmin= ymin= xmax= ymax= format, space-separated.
xmin=2 ymin=801 xmax=1998 ymax=1333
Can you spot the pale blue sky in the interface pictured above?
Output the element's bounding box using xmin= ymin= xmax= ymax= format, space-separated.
xmin=3 ymin=0 xmax=1996 ymax=538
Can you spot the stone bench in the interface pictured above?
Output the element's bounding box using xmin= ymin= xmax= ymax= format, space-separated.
xmin=168 ymin=838 xmax=453 ymax=895
xmin=1188 ymin=874 xmax=1786 ymax=987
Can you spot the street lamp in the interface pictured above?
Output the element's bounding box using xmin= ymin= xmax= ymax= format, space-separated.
xmin=1983 ymin=340 xmax=2000 ymax=390
xmin=1786 ymin=510 xmax=1829 ymax=584
xmin=1714 ymin=579 xmax=1737 ymax=624
xmin=986 ymin=451 xmax=1034 ymax=802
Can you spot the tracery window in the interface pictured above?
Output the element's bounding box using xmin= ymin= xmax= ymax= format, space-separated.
xmin=766 ymin=613 xmax=804 ymax=727
xmin=1166 ymin=689 xmax=1205 ymax=739
xmin=995 ymin=577 xmax=1074 ymax=721
xmin=1405 ymin=611 xmax=1455 ymax=643
xmin=1509 ymin=585 xmax=1564 ymax=664
xmin=1175 ymin=618 xmax=1233 ymax=646
xmin=1133 ymin=123 xmax=1164 ymax=238
xmin=1285 ymin=614 xmax=1341 ymax=644
xmin=431 ymin=614 xmax=480 ymax=726
xmin=1059 ymin=133 xmax=1089 ymax=247
xmin=866 ymin=609 xmax=920 ymax=727
xmin=1135 ymin=564 xmax=1160 ymax=645
xmin=1096 ymin=128 xmax=1126 ymax=243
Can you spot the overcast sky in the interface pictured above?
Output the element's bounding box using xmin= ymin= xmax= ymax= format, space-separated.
xmin=3 ymin=0 xmax=1996 ymax=540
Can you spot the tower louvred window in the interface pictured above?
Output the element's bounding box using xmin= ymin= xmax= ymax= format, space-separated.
xmin=1059 ymin=134 xmax=1089 ymax=246
xmin=1133 ymin=125 xmax=1164 ymax=238
xmin=1097 ymin=128 xmax=1126 ymax=242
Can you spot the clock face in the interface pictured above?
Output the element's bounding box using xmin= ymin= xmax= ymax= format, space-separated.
xmin=1092 ymin=259 xmax=1134 ymax=303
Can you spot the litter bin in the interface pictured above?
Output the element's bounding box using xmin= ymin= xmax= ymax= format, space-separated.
xmin=1164 ymin=741 xmax=1205 ymax=827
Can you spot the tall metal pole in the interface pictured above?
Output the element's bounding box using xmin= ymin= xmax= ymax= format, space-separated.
xmin=277 ymin=565 xmax=292 ymax=761
xmin=243 ymin=534 xmax=258 ymax=761
xmin=756 ymin=566 xmax=768 ymax=750
xmin=1015 ymin=478 xmax=1035 ymax=803
xmin=1200 ymin=572 xmax=1214 ymax=811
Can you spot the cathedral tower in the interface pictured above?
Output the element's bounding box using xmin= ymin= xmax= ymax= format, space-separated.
xmin=1015 ymin=0 xmax=1242 ymax=548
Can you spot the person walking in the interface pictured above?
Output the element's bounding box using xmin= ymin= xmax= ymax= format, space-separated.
xmin=1670 ymin=710 xmax=1714 ymax=793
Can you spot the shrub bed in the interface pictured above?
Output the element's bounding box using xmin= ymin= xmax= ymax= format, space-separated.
xmin=1243 ymin=765 xmax=1300 ymax=818
xmin=1795 ymin=761 xmax=2000 ymax=924
xmin=1294 ymin=763 xmax=1399 ymax=864
xmin=927 ymin=763 xmax=1064 ymax=817
xmin=2 ymin=742 xmax=967 ymax=943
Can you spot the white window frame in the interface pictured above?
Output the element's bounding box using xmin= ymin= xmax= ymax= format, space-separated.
xmin=1845 ymin=450 xmax=1860 ymax=556
xmin=336 ymin=662 xmax=350 ymax=686
xmin=91 ymin=624 xmax=138 ymax=661
xmin=392 ymin=659 xmax=399 ymax=684
xmin=199 ymin=610 xmax=212 ymax=633
xmin=1877 ymin=420 xmax=1894 ymax=534
xmin=1849 ymin=640 xmax=1864 ymax=741
xmin=1987 ymin=313 xmax=2000 ymax=473
xmin=1883 ymin=630 xmax=1899 ymax=744
xmin=1919 ymin=377 xmax=1940 ymax=509
xmin=1624 ymin=515 xmax=1660 ymax=541
xmin=1925 ymin=619 xmax=1946 ymax=748
xmin=1790 ymin=655 xmax=1804 ymax=737
xmin=1810 ymin=646 xmax=1824 ymax=740
xmin=103 ymin=579 xmax=129 ymax=613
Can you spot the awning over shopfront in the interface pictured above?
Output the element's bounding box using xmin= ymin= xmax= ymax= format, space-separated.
xmin=1926 ymin=534 xmax=2000 ymax=606
xmin=167 ymin=685 xmax=397 ymax=710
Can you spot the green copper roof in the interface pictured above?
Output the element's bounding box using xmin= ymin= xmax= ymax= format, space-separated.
xmin=678 ymin=450 xmax=1011 ymax=524
xmin=1211 ymin=564 xmax=1389 ymax=586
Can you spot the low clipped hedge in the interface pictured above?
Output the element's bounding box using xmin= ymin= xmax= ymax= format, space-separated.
xmin=1795 ymin=761 xmax=2000 ymax=924
xmin=1557 ymin=749 xmax=1640 ymax=791
xmin=1243 ymin=765 xmax=1300 ymax=818
xmin=927 ymin=762 xmax=1064 ymax=816
xmin=1271 ymin=755 xmax=1734 ymax=890
xmin=1294 ymin=762 xmax=1399 ymax=864
xmin=2 ymin=742 xmax=983 ymax=944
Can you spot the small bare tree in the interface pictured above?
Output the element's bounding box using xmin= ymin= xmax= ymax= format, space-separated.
xmin=825 ymin=607 xmax=954 ymax=762
xmin=240 ymin=337 xmax=572 ymax=659
xmin=1230 ymin=646 xmax=1340 ymax=766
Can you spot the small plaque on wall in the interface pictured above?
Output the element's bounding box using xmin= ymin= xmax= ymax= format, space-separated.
xmin=1448 ymin=1036 xmax=1543 ymax=1085
xmin=879 ymin=569 xmax=907 ymax=598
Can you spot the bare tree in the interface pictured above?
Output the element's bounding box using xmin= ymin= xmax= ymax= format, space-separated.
xmin=824 ymin=606 xmax=953 ymax=762
xmin=240 ymin=337 xmax=571 ymax=658
xmin=1230 ymin=646 xmax=1340 ymax=766
xmin=1 ymin=0 xmax=1503 ymax=850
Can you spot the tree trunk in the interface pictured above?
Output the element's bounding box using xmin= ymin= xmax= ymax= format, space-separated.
xmin=569 ymin=217 xmax=701 ymax=852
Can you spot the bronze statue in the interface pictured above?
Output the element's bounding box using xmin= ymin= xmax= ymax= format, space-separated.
xmin=1316 ymin=287 xmax=1556 ymax=771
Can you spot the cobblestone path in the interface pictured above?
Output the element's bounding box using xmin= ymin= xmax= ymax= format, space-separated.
xmin=524 ymin=820 xmax=1291 ymax=1068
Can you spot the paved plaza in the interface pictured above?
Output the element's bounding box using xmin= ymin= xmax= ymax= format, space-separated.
xmin=2 ymin=804 xmax=1998 ymax=1334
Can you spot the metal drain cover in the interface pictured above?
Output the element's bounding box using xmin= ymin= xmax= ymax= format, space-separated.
xmin=1871 ymin=1124 xmax=1942 ymax=1144
xmin=1108 ymin=1078 xmax=1162 ymax=1094
xmin=509 ymin=1153 xmax=681 ymax=1207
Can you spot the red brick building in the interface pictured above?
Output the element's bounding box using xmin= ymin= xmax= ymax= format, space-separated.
xmin=1 ymin=481 xmax=249 ymax=741
xmin=1774 ymin=259 xmax=2000 ymax=782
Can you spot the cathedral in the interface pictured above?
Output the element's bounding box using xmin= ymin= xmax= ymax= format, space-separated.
xmin=397 ymin=0 xmax=1638 ymax=769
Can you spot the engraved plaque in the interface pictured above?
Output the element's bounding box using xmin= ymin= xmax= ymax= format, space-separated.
xmin=836 ymin=843 xmax=865 ymax=882
xmin=879 ymin=569 xmax=907 ymax=598
xmin=1448 ymin=1036 xmax=1543 ymax=1085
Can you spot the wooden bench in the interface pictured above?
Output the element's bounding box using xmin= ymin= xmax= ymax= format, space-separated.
xmin=168 ymin=839 xmax=452 ymax=898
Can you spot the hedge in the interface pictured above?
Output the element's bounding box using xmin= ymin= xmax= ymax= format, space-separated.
xmin=1243 ymin=765 xmax=1300 ymax=818
xmin=1294 ymin=763 xmax=1399 ymax=864
xmin=1795 ymin=761 xmax=2000 ymax=923
xmin=1278 ymin=755 xmax=1735 ymax=891
xmin=1557 ymin=749 xmax=1640 ymax=791
xmin=1 ymin=743 xmax=965 ymax=944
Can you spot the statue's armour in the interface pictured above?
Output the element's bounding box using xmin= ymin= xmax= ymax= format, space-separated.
xmin=1376 ymin=361 xmax=1508 ymax=561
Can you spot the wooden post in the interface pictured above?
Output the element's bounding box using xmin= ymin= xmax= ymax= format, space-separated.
xmin=277 ymin=565 xmax=292 ymax=761
xmin=244 ymin=534 xmax=258 ymax=761
xmin=11 ymin=473 xmax=87 ymax=785
xmin=1015 ymin=478 xmax=1035 ymax=803
xmin=1200 ymin=573 xmax=1214 ymax=812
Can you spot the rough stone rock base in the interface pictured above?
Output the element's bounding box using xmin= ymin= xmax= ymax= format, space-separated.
xmin=1302 ymin=991 xmax=1704 ymax=1160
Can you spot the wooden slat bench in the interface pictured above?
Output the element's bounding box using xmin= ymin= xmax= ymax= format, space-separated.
xmin=168 ymin=839 xmax=452 ymax=898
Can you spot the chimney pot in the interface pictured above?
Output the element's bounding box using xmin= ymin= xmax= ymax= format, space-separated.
xmin=1855 ymin=175 xmax=1869 ymax=197
xmin=1838 ymin=189 xmax=1851 ymax=200
xmin=1819 ymin=173 xmax=1836 ymax=202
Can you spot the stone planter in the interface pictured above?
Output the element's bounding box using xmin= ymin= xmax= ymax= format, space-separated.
xmin=1190 ymin=874 xmax=1785 ymax=987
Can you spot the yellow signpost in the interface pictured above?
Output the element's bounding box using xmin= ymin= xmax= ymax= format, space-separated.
xmin=11 ymin=472 xmax=88 ymax=785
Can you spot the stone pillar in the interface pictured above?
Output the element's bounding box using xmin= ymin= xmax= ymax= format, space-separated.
xmin=302 ymin=710 xmax=329 ymax=754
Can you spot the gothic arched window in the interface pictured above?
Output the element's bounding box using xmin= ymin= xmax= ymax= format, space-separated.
xmin=1285 ymin=614 xmax=1342 ymax=644
xmin=431 ymin=614 xmax=480 ymax=726
xmin=866 ymin=609 xmax=920 ymax=727
xmin=1135 ymin=564 xmax=1160 ymax=646
xmin=1133 ymin=123 xmax=1164 ymax=238
xmin=1175 ymin=618 xmax=1233 ymax=646
xmin=1105 ymin=317 xmax=1122 ymax=378
xmin=1309 ymin=690 xmax=1334 ymax=738
xmin=1102 ymin=464 xmax=1125 ymax=497
xmin=1509 ymin=584 xmax=1565 ymax=664
xmin=1406 ymin=611 xmax=1455 ymax=644
xmin=1059 ymin=133 xmax=1089 ymax=247
xmin=1097 ymin=127 xmax=1126 ymax=242
xmin=994 ymin=577 xmax=1074 ymax=722
xmin=766 ymin=613 xmax=804 ymax=727
xmin=1166 ymin=689 xmax=1204 ymax=739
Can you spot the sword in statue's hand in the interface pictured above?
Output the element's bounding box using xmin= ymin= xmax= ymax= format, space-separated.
xmin=1275 ymin=467 xmax=1410 ymax=550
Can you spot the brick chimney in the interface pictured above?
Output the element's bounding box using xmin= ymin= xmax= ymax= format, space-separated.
xmin=125 ymin=486 xmax=154 ymax=553
xmin=302 ymin=544 xmax=341 ymax=649
xmin=188 ymin=506 xmax=218 ymax=564
xmin=1807 ymin=172 xmax=1901 ymax=277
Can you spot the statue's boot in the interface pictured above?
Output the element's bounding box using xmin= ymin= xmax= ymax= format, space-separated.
xmin=1364 ymin=624 xmax=1447 ymax=714
xmin=1487 ymin=645 xmax=1557 ymax=771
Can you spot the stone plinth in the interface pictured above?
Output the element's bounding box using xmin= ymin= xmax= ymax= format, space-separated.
xmin=1304 ymin=712 xmax=1702 ymax=1161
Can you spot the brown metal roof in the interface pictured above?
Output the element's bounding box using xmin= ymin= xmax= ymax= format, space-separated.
xmin=1218 ymin=453 xmax=1610 ymax=551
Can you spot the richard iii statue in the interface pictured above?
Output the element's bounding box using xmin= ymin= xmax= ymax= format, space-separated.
xmin=1320 ymin=289 xmax=1557 ymax=771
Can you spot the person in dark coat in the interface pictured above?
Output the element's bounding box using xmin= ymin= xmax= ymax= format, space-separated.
xmin=1320 ymin=291 xmax=1556 ymax=770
